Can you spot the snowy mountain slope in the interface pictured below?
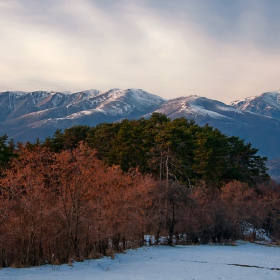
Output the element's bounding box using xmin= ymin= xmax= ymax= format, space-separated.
xmin=151 ymin=95 xmax=240 ymax=121
xmin=0 ymin=88 xmax=164 ymax=121
xmin=0 ymin=90 xmax=101 ymax=121
xmin=0 ymin=88 xmax=165 ymax=141
xmin=230 ymin=91 xmax=280 ymax=120
xmin=152 ymin=94 xmax=280 ymax=127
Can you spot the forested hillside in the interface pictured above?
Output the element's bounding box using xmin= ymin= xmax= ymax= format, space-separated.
xmin=0 ymin=114 xmax=279 ymax=268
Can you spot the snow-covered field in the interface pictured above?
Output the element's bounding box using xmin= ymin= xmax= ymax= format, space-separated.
xmin=1 ymin=242 xmax=280 ymax=280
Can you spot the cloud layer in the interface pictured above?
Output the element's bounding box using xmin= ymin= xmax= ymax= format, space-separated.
xmin=0 ymin=0 xmax=279 ymax=103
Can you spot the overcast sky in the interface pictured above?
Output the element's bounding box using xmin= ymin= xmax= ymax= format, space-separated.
xmin=0 ymin=0 xmax=280 ymax=103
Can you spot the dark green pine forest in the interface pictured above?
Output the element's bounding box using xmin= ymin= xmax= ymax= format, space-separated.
xmin=41 ymin=113 xmax=269 ymax=187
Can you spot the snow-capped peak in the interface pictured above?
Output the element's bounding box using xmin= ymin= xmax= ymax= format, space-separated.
xmin=152 ymin=95 xmax=242 ymax=121
xmin=94 ymin=88 xmax=166 ymax=115
xmin=230 ymin=91 xmax=280 ymax=114
xmin=230 ymin=96 xmax=256 ymax=107
xmin=261 ymin=91 xmax=280 ymax=107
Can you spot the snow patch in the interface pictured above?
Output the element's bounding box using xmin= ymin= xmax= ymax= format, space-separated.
xmin=63 ymin=109 xmax=107 ymax=119
xmin=1 ymin=243 xmax=280 ymax=280
xmin=230 ymin=91 xmax=280 ymax=111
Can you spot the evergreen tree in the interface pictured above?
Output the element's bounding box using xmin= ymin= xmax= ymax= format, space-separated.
xmin=0 ymin=135 xmax=15 ymax=175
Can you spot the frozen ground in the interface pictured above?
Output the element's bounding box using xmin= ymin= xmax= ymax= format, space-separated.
xmin=1 ymin=241 xmax=280 ymax=280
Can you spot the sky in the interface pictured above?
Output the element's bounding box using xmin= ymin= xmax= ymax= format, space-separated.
xmin=0 ymin=0 xmax=280 ymax=103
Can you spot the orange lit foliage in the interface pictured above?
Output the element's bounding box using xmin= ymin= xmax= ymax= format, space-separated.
xmin=0 ymin=143 xmax=156 ymax=266
xmin=180 ymin=181 xmax=280 ymax=244
xmin=1 ymin=141 xmax=279 ymax=267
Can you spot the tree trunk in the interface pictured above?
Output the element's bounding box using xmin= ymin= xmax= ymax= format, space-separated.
xmin=1 ymin=249 xmax=6 ymax=268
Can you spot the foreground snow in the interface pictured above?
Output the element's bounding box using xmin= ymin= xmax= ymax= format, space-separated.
xmin=1 ymin=242 xmax=280 ymax=280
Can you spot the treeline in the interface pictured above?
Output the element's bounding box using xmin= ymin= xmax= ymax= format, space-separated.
xmin=0 ymin=114 xmax=279 ymax=268
xmin=40 ymin=113 xmax=269 ymax=187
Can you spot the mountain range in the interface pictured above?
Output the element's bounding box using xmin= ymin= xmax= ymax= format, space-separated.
xmin=1 ymin=88 xmax=280 ymax=163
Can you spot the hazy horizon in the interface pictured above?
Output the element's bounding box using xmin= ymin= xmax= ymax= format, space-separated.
xmin=1 ymin=0 xmax=280 ymax=103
